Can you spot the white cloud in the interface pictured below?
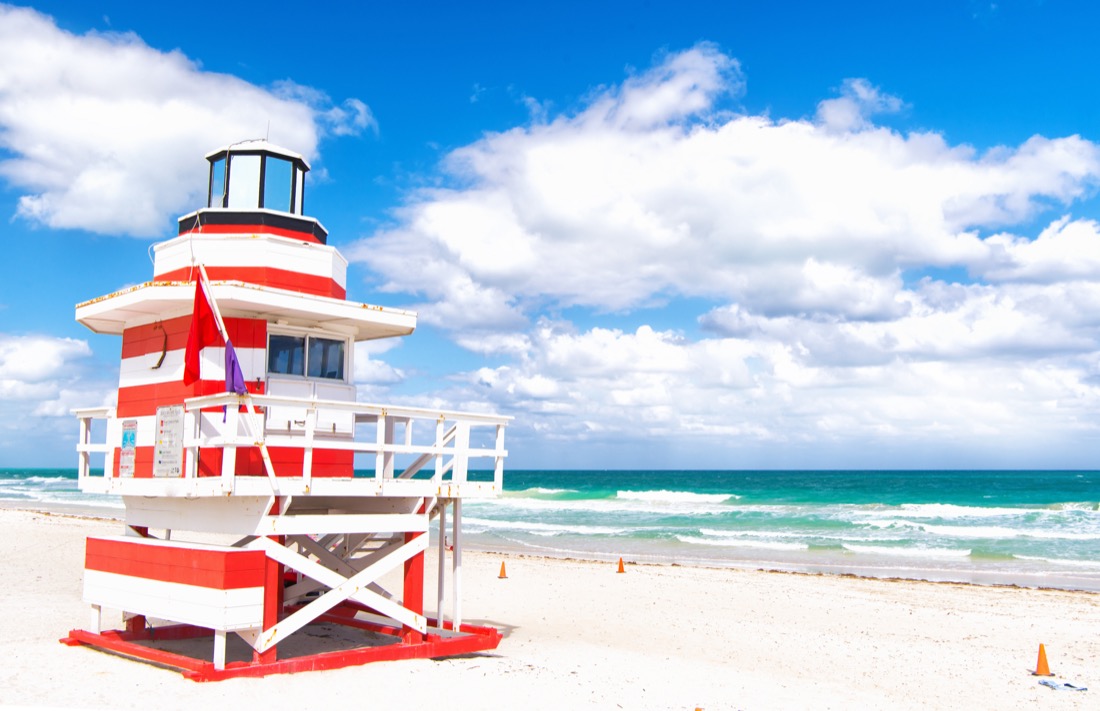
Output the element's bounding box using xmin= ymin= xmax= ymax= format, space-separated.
xmin=344 ymin=43 xmax=1100 ymax=465
xmin=0 ymin=334 xmax=91 ymax=393
xmin=460 ymin=318 xmax=1100 ymax=456
xmin=350 ymin=44 xmax=1100 ymax=331
xmin=0 ymin=333 xmax=113 ymax=464
xmin=976 ymin=216 xmax=1100 ymax=283
xmin=0 ymin=5 xmax=373 ymax=237
xmin=815 ymin=78 xmax=904 ymax=132
xmin=353 ymin=354 xmax=405 ymax=385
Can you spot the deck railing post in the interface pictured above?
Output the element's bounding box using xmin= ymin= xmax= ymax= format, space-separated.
xmin=453 ymin=421 xmax=470 ymax=484
xmin=184 ymin=406 xmax=199 ymax=480
xmin=77 ymin=415 xmax=90 ymax=482
xmin=452 ymin=498 xmax=462 ymax=628
xmin=221 ymin=398 xmax=239 ymax=481
xmin=435 ymin=419 xmax=445 ymax=486
xmin=494 ymin=423 xmax=506 ymax=491
xmin=104 ymin=414 xmax=116 ymax=480
xmin=436 ymin=500 xmax=447 ymax=628
xmin=374 ymin=413 xmax=386 ymax=481
xmin=302 ymin=404 xmax=316 ymax=486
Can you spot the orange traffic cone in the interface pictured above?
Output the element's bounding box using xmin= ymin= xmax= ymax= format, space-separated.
xmin=498 ymin=561 xmax=508 ymax=579
xmin=1033 ymin=643 xmax=1053 ymax=676
xmin=616 ymin=557 xmax=625 ymax=574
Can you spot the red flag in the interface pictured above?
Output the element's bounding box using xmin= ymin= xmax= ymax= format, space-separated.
xmin=183 ymin=279 xmax=223 ymax=385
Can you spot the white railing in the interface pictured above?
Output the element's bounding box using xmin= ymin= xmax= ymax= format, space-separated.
xmin=74 ymin=406 xmax=116 ymax=481
xmin=74 ymin=393 xmax=510 ymax=498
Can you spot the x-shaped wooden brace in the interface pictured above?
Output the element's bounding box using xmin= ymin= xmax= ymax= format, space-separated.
xmin=241 ymin=533 xmax=428 ymax=653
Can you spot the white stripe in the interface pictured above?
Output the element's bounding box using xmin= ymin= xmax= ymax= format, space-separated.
xmin=107 ymin=411 xmax=255 ymax=447
xmin=83 ymin=569 xmax=263 ymax=630
xmin=106 ymin=415 xmax=157 ymax=448
xmin=118 ymin=347 xmax=266 ymax=389
xmin=153 ymin=234 xmax=346 ymax=288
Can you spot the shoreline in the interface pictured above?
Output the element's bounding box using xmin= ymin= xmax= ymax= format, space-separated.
xmin=5 ymin=500 xmax=1098 ymax=595
xmin=1 ymin=506 xmax=1097 ymax=708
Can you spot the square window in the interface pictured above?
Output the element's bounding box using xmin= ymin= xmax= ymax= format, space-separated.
xmin=307 ymin=337 xmax=345 ymax=380
xmin=268 ymin=334 xmax=305 ymax=376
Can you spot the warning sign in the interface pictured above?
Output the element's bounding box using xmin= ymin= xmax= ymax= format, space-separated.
xmin=154 ymin=405 xmax=184 ymax=477
xmin=119 ymin=420 xmax=137 ymax=478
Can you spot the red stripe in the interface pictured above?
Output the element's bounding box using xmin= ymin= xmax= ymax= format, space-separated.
xmin=111 ymin=445 xmax=353 ymax=478
xmin=116 ymin=378 xmax=264 ymax=418
xmin=85 ymin=537 xmax=265 ymax=589
xmin=113 ymin=446 xmax=153 ymax=478
xmin=199 ymin=447 xmax=353 ymax=478
xmin=179 ymin=223 xmax=324 ymax=244
xmin=155 ymin=266 xmax=345 ymax=299
xmin=122 ymin=317 xmax=267 ymax=358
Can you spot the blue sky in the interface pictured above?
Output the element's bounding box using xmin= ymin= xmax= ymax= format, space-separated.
xmin=3 ymin=1 xmax=1100 ymax=469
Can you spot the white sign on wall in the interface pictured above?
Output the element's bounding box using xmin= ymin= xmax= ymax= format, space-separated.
xmin=154 ymin=405 xmax=184 ymax=478
xmin=119 ymin=420 xmax=137 ymax=478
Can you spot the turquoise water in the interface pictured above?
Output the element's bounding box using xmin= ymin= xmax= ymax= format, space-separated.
xmin=0 ymin=468 xmax=121 ymax=510
xmin=3 ymin=468 xmax=1098 ymax=590
xmin=459 ymin=470 xmax=1100 ymax=590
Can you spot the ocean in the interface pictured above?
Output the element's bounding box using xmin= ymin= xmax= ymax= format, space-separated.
xmin=3 ymin=468 xmax=1098 ymax=591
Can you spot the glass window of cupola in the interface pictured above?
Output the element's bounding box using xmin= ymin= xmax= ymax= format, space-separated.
xmin=206 ymin=144 xmax=308 ymax=215
xmin=208 ymin=157 xmax=227 ymax=208
xmin=263 ymin=157 xmax=294 ymax=213
xmin=227 ymin=154 xmax=261 ymax=209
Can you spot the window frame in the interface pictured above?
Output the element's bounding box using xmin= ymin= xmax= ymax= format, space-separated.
xmin=266 ymin=328 xmax=351 ymax=383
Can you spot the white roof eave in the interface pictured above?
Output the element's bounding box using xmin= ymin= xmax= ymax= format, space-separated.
xmin=75 ymin=281 xmax=416 ymax=341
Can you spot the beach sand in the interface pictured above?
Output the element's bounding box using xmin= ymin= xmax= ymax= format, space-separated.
xmin=0 ymin=507 xmax=1096 ymax=710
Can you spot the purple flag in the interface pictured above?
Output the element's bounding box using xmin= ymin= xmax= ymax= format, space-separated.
xmin=224 ymin=339 xmax=247 ymax=395
xmin=222 ymin=339 xmax=248 ymax=423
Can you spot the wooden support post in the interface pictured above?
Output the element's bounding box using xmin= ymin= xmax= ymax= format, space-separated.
xmin=122 ymin=525 xmax=150 ymax=636
xmin=402 ymin=499 xmax=426 ymax=644
xmin=436 ymin=500 xmax=447 ymax=629
xmin=124 ymin=614 xmax=147 ymax=636
xmin=214 ymin=629 xmax=227 ymax=671
xmin=256 ymin=497 xmax=283 ymax=664
xmin=452 ymin=498 xmax=463 ymax=628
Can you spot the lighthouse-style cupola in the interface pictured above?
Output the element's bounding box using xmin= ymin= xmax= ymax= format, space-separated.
xmin=183 ymin=140 xmax=327 ymax=244
xmin=67 ymin=143 xmax=511 ymax=679
xmin=207 ymin=141 xmax=308 ymax=214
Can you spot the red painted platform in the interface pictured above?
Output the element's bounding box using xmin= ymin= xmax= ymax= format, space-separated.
xmin=61 ymin=611 xmax=502 ymax=682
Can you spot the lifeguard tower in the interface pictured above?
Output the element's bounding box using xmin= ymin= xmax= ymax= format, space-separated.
xmin=62 ymin=141 xmax=510 ymax=680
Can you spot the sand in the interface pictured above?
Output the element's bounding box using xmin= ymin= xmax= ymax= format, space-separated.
xmin=0 ymin=507 xmax=1096 ymax=710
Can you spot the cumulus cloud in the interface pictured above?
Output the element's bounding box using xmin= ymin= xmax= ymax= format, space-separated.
xmin=0 ymin=5 xmax=374 ymax=236
xmin=460 ymin=316 xmax=1100 ymax=458
xmin=0 ymin=332 xmax=116 ymax=464
xmin=351 ymin=44 xmax=1100 ymax=333
xmin=976 ymin=216 xmax=1100 ymax=283
xmin=815 ymin=78 xmax=904 ymax=132
xmin=0 ymin=334 xmax=91 ymax=398
xmin=346 ymin=43 xmax=1100 ymax=464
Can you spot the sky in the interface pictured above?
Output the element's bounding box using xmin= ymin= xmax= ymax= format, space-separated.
xmin=3 ymin=1 xmax=1100 ymax=469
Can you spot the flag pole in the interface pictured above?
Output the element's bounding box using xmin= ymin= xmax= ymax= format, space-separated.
xmin=195 ymin=265 xmax=282 ymax=496
xmin=196 ymin=265 xmax=228 ymax=341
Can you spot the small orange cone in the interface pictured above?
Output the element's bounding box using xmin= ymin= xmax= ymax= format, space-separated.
xmin=498 ymin=561 xmax=507 ymax=579
xmin=1033 ymin=643 xmax=1053 ymax=676
xmin=616 ymin=557 xmax=625 ymax=574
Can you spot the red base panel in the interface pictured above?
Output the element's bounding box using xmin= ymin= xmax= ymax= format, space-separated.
xmin=60 ymin=616 xmax=502 ymax=682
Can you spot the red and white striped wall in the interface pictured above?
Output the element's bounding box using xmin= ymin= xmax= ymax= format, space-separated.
xmin=111 ymin=313 xmax=353 ymax=479
xmin=83 ymin=536 xmax=266 ymax=632
xmin=111 ymin=315 xmax=267 ymax=478
xmin=153 ymin=233 xmax=347 ymax=299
